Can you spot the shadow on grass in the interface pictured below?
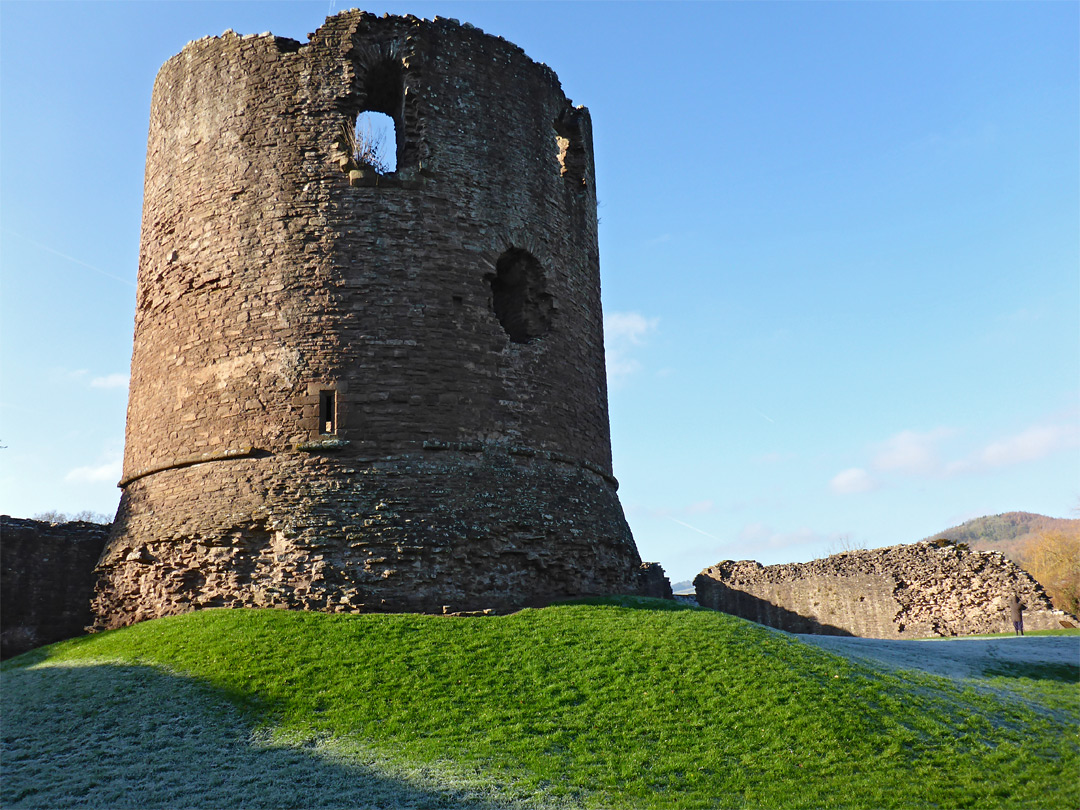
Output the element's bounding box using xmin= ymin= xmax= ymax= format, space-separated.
xmin=1 ymin=661 xmax=521 ymax=809
xmin=982 ymin=661 xmax=1080 ymax=682
xmin=571 ymin=594 xmax=857 ymax=637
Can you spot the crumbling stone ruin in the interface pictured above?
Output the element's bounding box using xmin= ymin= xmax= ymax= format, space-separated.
xmin=2 ymin=517 xmax=109 ymax=659
xmin=637 ymin=562 xmax=675 ymax=600
xmin=695 ymin=541 xmax=1071 ymax=638
xmin=92 ymin=11 xmax=647 ymax=630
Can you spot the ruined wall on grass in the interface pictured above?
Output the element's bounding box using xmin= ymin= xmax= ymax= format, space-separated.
xmin=695 ymin=541 xmax=1070 ymax=638
xmin=2 ymin=516 xmax=110 ymax=658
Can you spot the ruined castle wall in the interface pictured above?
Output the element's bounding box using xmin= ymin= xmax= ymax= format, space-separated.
xmin=96 ymin=13 xmax=640 ymax=629
xmin=695 ymin=542 xmax=1068 ymax=638
xmin=1 ymin=517 xmax=109 ymax=658
xmin=637 ymin=562 xmax=674 ymax=600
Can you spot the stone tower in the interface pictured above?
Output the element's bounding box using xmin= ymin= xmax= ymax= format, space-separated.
xmin=93 ymin=11 xmax=643 ymax=629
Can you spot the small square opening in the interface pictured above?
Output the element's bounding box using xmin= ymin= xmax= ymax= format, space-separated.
xmin=319 ymin=391 xmax=336 ymax=434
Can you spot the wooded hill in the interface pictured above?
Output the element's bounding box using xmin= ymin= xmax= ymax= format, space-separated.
xmin=922 ymin=512 xmax=1079 ymax=561
xmin=923 ymin=512 xmax=1079 ymax=614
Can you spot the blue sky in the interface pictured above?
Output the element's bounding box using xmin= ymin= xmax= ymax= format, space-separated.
xmin=1 ymin=2 xmax=1077 ymax=583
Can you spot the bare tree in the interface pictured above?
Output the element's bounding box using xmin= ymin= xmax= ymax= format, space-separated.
xmin=32 ymin=510 xmax=111 ymax=524
xmin=340 ymin=118 xmax=392 ymax=175
xmin=825 ymin=534 xmax=867 ymax=556
xmin=1025 ymin=530 xmax=1080 ymax=614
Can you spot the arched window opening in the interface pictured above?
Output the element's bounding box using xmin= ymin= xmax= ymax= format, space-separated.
xmin=487 ymin=249 xmax=553 ymax=344
xmin=337 ymin=58 xmax=405 ymax=176
xmin=351 ymin=110 xmax=397 ymax=174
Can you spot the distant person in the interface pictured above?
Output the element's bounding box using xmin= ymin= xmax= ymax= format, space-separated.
xmin=1007 ymin=593 xmax=1024 ymax=636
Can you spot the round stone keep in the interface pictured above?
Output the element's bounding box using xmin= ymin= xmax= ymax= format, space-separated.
xmin=92 ymin=11 xmax=642 ymax=629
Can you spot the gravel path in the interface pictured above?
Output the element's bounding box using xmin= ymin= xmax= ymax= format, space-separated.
xmin=794 ymin=634 xmax=1080 ymax=679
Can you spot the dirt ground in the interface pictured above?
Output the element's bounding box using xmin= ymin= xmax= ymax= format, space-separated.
xmin=795 ymin=633 xmax=1080 ymax=679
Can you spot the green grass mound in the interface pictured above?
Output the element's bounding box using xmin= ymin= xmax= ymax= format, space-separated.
xmin=3 ymin=598 xmax=1077 ymax=808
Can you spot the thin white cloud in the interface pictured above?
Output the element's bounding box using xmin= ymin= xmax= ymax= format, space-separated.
xmin=738 ymin=522 xmax=771 ymax=543
xmin=978 ymin=423 xmax=1078 ymax=468
xmin=606 ymin=355 xmax=642 ymax=380
xmin=605 ymin=311 xmax=658 ymax=345
xmin=54 ymin=368 xmax=128 ymax=389
xmin=5 ymin=228 xmax=135 ymax=287
xmin=766 ymin=527 xmax=821 ymax=549
xmin=685 ymin=499 xmax=714 ymax=515
xmin=604 ymin=311 xmax=659 ymax=385
xmin=626 ymin=504 xmax=670 ymax=519
xmin=65 ymin=458 xmax=122 ymax=484
xmin=626 ymin=499 xmax=716 ymax=520
xmin=738 ymin=523 xmax=823 ymax=550
xmin=668 ymin=517 xmax=721 ymax=541
xmin=830 ymin=467 xmax=877 ymax=495
xmin=942 ymin=459 xmax=975 ymax=477
xmin=90 ymin=373 xmax=129 ymax=389
xmin=835 ymin=416 xmax=1077 ymax=492
xmin=872 ymin=428 xmax=954 ymax=475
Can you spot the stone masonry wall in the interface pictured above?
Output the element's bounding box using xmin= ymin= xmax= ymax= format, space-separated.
xmin=121 ymin=13 xmax=608 ymax=476
xmin=637 ymin=562 xmax=674 ymax=600
xmin=95 ymin=11 xmax=642 ymax=629
xmin=695 ymin=541 xmax=1070 ymax=638
xmin=95 ymin=450 xmax=639 ymax=629
xmin=2 ymin=516 xmax=110 ymax=658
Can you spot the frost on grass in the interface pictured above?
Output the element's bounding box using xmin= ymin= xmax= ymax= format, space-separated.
xmin=4 ymin=609 xmax=1077 ymax=810
xmin=0 ymin=661 xmax=569 ymax=809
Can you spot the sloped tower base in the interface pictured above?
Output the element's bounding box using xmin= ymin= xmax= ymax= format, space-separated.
xmin=94 ymin=449 xmax=640 ymax=629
